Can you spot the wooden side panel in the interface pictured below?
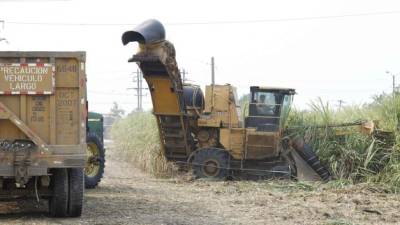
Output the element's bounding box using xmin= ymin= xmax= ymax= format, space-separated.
xmin=54 ymin=58 xmax=80 ymax=145
xmin=26 ymin=96 xmax=50 ymax=143
xmin=245 ymin=130 xmax=279 ymax=159
xmin=55 ymin=88 xmax=79 ymax=144
xmin=0 ymin=57 xmax=19 ymax=64
xmin=0 ymin=95 xmax=24 ymax=139
xmin=55 ymin=58 xmax=79 ymax=88
xmin=78 ymin=59 xmax=86 ymax=145
xmin=0 ymin=120 xmax=24 ymax=139
xmin=146 ymin=77 xmax=180 ymax=115
xmin=220 ymin=128 xmax=245 ymax=159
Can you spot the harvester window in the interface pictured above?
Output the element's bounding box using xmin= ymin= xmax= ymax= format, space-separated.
xmin=246 ymin=90 xmax=284 ymax=131
xmin=254 ymin=93 xmax=276 ymax=116
xmin=280 ymin=94 xmax=293 ymax=127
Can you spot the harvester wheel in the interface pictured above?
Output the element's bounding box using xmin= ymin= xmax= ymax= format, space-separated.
xmin=68 ymin=168 xmax=84 ymax=217
xmin=49 ymin=169 xmax=69 ymax=217
xmin=85 ymin=133 xmax=105 ymax=189
xmin=299 ymin=144 xmax=331 ymax=181
xmin=192 ymin=148 xmax=229 ymax=179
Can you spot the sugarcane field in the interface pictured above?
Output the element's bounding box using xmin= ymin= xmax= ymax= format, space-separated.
xmin=1 ymin=1 xmax=400 ymax=225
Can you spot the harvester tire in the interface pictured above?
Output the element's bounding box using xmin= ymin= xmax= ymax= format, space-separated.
xmin=68 ymin=168 xmax=84 ymax=217
xmin=192 ymin=148 xmax=229 ymax=179
xmin=49 ymin=169 xmax=69 ymax=217
xmin=299 ymin=144 xmax=331 ymax=181
xmin=85 ymin=133 xmax=105 ymax=189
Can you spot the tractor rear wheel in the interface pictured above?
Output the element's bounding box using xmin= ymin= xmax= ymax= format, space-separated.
xmin=85 ymin=133 xmax=105 ymax=188
xmin=49 ymin=169 xmax=69 ymax=217
xmin=192 ymin=148 xmax=229 ymax=179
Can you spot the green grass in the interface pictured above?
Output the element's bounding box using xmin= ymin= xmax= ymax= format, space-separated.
xmin=287 ymin=95 xmax=400 ymax=189
xmin=111 ymin=93 xmax=400 ymax=189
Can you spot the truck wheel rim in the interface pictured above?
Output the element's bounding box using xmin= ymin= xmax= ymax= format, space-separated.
xmin=202 ymin=159 xmax=219 ymax=177
xmin=85 ymin=143 xmax=100 ymax=177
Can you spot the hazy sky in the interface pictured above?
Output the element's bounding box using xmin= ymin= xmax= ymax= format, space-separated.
xmin=0 ymin=0 xmax=399 ymax=113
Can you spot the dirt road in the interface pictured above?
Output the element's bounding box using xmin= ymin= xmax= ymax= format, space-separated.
xmin=0 ymin=144 xmax=399 ymax=225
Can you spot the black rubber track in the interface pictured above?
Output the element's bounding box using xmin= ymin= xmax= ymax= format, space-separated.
xmin=85 ymin=132 xmax=105 ymax=189
xmin=68 ymin=168 xmax=84 ymax=217
xmin=49 ymin=168 xmax=69 ymax=217
xmin=193 ymin=148 xmax=229 ymax=179
xmin=298 ymin=143 xmax=331 ymax=181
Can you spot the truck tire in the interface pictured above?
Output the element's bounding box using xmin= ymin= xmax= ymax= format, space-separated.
xmin=68 ymin=168 xmax=84 ymax=217
xmin=85 ymin=133 xmax=105 ymax=189
xmin=49 ymin=169 xmax=69 ymax=217
xmin=299 ymin=143 xmax=331 ymax=181
xmin=192 ymin=148 xmax=229 ymax=179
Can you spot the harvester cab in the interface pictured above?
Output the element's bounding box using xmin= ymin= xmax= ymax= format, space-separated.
xmin=246 ymin=86 xmax=295 ymax=131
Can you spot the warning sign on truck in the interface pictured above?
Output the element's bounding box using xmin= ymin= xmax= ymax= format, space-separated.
xmin=0 ymin=63 xmax=55 ymax=95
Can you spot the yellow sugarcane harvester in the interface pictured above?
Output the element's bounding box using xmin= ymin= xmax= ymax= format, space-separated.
xmin=121 ymin=19 xmax=381 ymax=181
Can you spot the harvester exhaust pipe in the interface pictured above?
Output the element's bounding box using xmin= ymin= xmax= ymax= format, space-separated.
xmin=122 ymin=19 xmax=166 ymax=45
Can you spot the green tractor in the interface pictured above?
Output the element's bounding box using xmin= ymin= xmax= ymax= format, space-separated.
xmin=85 ymin=112 xmax=106 ymax=188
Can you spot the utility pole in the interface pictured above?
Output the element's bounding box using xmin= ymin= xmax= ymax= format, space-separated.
xmin=137 ymin=70 xmax=142 ymax=111
xmin=128 ymin=69 xmax=148 ymax=112
xmin=393 ymin=74 xmax=396 ymax=99
xmin=211 ymin=57 xmax=215 ymax=86
xmin=0 ymin=20 xmax=8 ymax=44
xmin=337 ymin=99 xmax=345 ymax=110
xmin=386 ymin=71 xmax=399 ymax=99
xmin=386 ymin=71 xmax=399 ymax=128
xmin=211 ymin=57 xmax=215 ymax=109
xmin=181 ymin=69 xmax=188 ymax=83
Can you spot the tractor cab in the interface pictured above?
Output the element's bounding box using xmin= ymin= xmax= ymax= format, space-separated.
xmin=246 ymin=86 xmax=295 ymax=132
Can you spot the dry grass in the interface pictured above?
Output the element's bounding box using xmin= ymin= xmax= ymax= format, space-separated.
xmin=111 ymin=112 xmax=174 ymax=177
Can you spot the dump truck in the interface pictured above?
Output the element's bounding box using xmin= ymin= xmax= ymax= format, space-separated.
xmin=0 ymin=51 xmax=86 ymax=217
xmin=121 ymin=20 xmax=331 ymax=181
xmin=85 ymin=111 xmax=105 ymax=188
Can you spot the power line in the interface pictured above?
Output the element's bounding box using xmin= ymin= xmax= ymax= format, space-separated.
xmin=167 ymin=10 xmax=400 ymax=25
xmin=0 ymin=0 xmax=70 ymax=2
xmin=4 ymin=10 xmax=400 ymax=27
